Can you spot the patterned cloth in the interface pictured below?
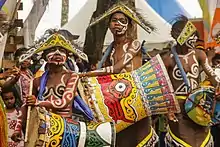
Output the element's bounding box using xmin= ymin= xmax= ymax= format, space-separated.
xmin=18 ymin=70 xmax=33 ymax=104
xmin=7 ymin=109 xmax=24 ymax=147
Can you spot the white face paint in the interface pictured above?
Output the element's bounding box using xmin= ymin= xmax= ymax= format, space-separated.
xmin=46 ymin=49 xmax=67 ymax=65
xmin=185 ymin=34 xmax=198 ymax=49
xmin=116 ymin=19 xmax=128 ymax=35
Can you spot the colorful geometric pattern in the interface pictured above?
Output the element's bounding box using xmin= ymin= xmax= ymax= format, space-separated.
xmin=30 ymin=108 xmax=115 ymax=147
xmin=79 ymin=54 xmax=180 ymax=132
xmin=185 ymin=86 xmax=220 ymax=126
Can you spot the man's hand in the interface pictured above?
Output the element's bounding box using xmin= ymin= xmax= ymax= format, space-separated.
xmin=167 ymin=112 xmax=178 ymax=122
xmin=26 ymin=95 xmax=37 ymax=106
xmin=3 ymin=66 xmax=20 ymax=78
xmin=11 ymin=131 xmax=23 ymax=142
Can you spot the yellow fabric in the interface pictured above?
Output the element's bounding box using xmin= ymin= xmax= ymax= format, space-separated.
xmin=200 ymin=80 xmax=212 ymax=87
xmin=168 ymin=127 xmax=211 ymax=147
xmin=136 ymin=127 xmax=153 ymax=147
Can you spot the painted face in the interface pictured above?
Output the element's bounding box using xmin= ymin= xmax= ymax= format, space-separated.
xmin=46 ymin=47 xmax=67 ymax=65
xmin=2 ymin=92 xmax=16 ymax=109
xmin=109 ymin=12 xmax=129 ymax=35
xmin=185 ymin=33 xmax=198 ymax=49
xmin=16 ymin=52 xmax=32 ymax=69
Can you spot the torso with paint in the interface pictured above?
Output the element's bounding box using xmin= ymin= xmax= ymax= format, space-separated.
xmin=105 ymin=39 xmax=142 ymax=73
xmin=169 ymin=49 xmax=200 ymax=95
xmin=34 ymin=71 xmax=77 ymax=118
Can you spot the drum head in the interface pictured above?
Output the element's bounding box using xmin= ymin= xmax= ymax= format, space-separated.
xmin=185 ymin=87 xmax=215 ymax=126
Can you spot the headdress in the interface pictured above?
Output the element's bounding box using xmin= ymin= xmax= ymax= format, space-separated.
xmin=34 ymin=33 xmax=75 ymax=54
xmin=176 ymin=21 xmax=197 ymax=45
xmin=19 ymin=30 xmax=88 ymax=63
xmin=89 ymin=2 xmax=155 ymax=33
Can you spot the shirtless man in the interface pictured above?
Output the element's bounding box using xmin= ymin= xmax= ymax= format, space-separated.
xmin=162 ymin=15 xmax=220 ymax=147
xmin=86 ymin=3 xmax=158 ymax=146
xmin=11 ymin=32 xmax=84 ymax=141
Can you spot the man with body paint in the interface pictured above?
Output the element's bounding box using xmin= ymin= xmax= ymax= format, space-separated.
xmin=11 ymin=31 xmax=92 ymax=143
xmin=161 ymin=15 xmax=220 ymax=147
xmin=84 ymin=2 xmax=159 ymax=147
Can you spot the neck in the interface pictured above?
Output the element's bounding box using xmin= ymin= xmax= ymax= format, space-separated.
xmin=176 ymin=44 xmax=189 ymax=55
xmin=48 ymin=64 xmax=63 ymax=73
xmin=20 ymin=68 xmax=27 ymax=72
xmin=6 ymin=108 xmax=15 ymax=113
xmin=113 ymin=34 xmax=127 ymax=44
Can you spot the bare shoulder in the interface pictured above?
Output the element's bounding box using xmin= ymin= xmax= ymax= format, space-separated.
xmin=63 ymin=70 xmax=79 ymax=83
xmin=128 ymin=39 xmax=141 ymax=51
xmin=195 ymin=49 xmax=207 ymax=61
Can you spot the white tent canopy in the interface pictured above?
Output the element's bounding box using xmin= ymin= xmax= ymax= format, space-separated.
xmin=63 ymin=0 xmax=173 ymax=46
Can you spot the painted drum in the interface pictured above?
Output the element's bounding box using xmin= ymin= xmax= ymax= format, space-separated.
xmin=26 ymin=107 xmax=116 ymax=147
xmin=185 ymin=86 xmax=220 ymax=126
xmin=79 ymin=54 xmax=180 ymax=132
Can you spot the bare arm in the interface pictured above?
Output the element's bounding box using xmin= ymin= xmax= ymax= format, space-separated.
xmin=197 ymin=49 xmax=220 ymax=86
xmin=2 ymin=67 xmax=20 ymax=89
xmin=79 ymin=40 xmax=141 ymax=77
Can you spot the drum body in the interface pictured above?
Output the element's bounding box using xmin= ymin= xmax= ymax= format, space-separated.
xmin=26 ymin=107 xmax=115 ymax=147
xmin=79 ymin=54 xmax=180 ymax=132
xmin=185 ymin=86 xmax=220 ymax=126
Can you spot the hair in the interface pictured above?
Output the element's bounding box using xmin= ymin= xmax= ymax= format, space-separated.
xmin=212 ymin=54 xmax=220 ymax=64
xmin=14 ymin=47 xmax=28 ymax=60
xmin=1 ymin=87 xmax=22 ymax=108
xmin=171 ymin=15 xmax=189 ymax=40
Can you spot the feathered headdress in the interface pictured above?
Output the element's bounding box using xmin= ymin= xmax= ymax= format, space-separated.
xmin=89 ymin=2 xmax=156 ymax=33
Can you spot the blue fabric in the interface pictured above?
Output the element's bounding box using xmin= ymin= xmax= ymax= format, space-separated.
xmin=171 ymin=47 xmax=190 ymax=91
xmin=146 ymin=0 xmax=191 ymax=24
xmin=61 ymin=118 xmax=77 ymax=147
xmin=74 ymin=95 xmax=94 ymax=120
xmin=38 ymin=70 xmax=49 ymax=101
xmin=66 ymin=58 xmax=75 ymax=71
xmin=98 ymin=42 xmax=114 ymax=69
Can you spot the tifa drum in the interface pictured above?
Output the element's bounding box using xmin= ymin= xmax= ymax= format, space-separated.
xmin=26 ymin=107 xmax=116 ymax=147
xmin=185 ymin=86 xmax=220 ymax=126
xmin=78 ymin=54 xmax=180 ymax=132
